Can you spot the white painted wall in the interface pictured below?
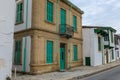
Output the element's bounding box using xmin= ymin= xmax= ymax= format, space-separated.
xmin=83 ymin=28 xmax=103 ymax=66
xmin=91 ymin=31 xmax=103 ymax=66
xmin=109 ymin=30 xmax=115 ymax=47
xmin=115 ymin=39 xmax=120 ymax=60
xmin=15 ymin=0 xmax=32 ymax=32
xmin=13 ymin=36 xmax=31 ymax=72
xmin=82 ymin=28 xmax=91 ymax=65
xmin=0 ymin=0 xmax=15 ymax=80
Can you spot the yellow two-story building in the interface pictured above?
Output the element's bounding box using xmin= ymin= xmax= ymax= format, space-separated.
xmin=13 ymin=0 xmax=83 ymax=74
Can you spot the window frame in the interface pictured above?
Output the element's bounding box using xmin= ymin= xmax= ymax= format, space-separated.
xmin=111 ymin=31 xmax=113 ymax=43
xmin=112 ymin=49 xmax=114 ymax=59
xmin=46 ymin=40 xmax=54 ymax=64
xmin=73 ymin=45 xmax=78 ymax=61
xmin=14 ymin=40 xmax=22 ymax=65
xmin=16 ymin=1 xmax=24 ymax=24
xmin=46 ymin=0 xmax=54 ymax=23
xmin=73 ymin=15 xmax=77 ymax=32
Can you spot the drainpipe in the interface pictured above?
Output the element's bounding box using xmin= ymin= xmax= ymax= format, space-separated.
xmin=68 ymin=5 xmax=72 ymax=68
xmin=102 ymin=36 xmax=105 ymax=65
xmin=56 ymin=0 xmax=59 ymax=66
xmin=23 ymin=0 xmax=28 ymax=72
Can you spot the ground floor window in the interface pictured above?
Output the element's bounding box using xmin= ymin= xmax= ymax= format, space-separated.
xmin=73 ymin=45 xmax=78 ymax=61
xmin=112 ymin=49 xmax=114 ymax=59
xmin=46 ymin=40 xmax=53 ymax=63
xmin=14 ymin=40 xmax=22 ymax=65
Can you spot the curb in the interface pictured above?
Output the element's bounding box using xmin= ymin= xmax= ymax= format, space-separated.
xmin=68 ymin=64 xmax=120 ymax=80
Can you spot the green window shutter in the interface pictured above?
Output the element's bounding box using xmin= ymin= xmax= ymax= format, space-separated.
xmin=73 ymin=16 xmax=77 ymax=31
xmin=47 ymin=0 xmax=53 ymax=22
xmin=112 ymin=49 xmax=114 ymax=59
xmin=60 ymin=8 xmax=66 ymax=33
xmin=60 ymin=8 xmax=66 ymax=24
xmin=14 ymin=40 xmax=22 ymax=64
xmin=16 ymin=3 xmax=23 ymax=23
xmin=73 ymin=45 xmax=78 ymax=61
xmin=98 ymin=36 xmax=101 ymax=51
xmin=111 ymin=31 xmax=113 ymax=43
xmin=46 ymin=40 xmax=53 ymax=63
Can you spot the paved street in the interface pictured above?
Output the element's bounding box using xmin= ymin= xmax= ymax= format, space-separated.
xmin=12 ymin=60 xmax=120 ymax=80
xmin=80 ymin=66 xmax=120 ymax=80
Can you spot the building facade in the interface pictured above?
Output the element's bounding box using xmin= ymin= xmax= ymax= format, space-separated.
xmin=13 ymin=0 xmax=83 ymax=74
xmin=114 ymin=35 xmax=120 ymax=60
xmin=83 ymin=26 xmax=116 ymax=66
xmin=0 ymin=0 xmax=15 ymax=80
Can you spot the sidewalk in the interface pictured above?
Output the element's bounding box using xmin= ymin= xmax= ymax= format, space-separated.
xmin=12 ymin=60 xmax=120 ymax=80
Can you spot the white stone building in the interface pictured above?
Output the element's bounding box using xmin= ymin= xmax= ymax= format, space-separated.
xmin=82 ymin=26 xmax=116 ymax=66
xmin=0 ymin=0 xmax=15 ymax=80
xmin=114 ymin=35 xmax=120 ymax=60
xmin=12 ymin=0 xmax=32 ymax=73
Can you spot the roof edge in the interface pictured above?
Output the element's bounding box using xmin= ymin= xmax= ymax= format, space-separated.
xmin=61 ymin=0 xmax=84 ymax=14
xmin=83 ymin=26 xmax=116 ymax=32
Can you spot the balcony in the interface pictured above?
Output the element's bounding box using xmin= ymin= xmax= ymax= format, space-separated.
xmin=59 ymin=24 xmax=74 ymax=39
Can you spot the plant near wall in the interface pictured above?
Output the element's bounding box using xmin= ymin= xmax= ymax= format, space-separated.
xmin=6 ymin=76 xmax=11 ymax=80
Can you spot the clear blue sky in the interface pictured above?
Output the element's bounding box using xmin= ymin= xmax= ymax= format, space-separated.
xmin=69 ymin=0 xmax=120 ymax=33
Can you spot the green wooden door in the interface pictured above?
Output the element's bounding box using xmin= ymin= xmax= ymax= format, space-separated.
xmin=60 ymin=44 xmax=65 ymax=71
xmin=85 ymin=57 xmax=91 ymax=66
xmin=60 ymin=8 xmax=66 ymax=33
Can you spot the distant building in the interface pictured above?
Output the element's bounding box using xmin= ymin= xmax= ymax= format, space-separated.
xmin=0 ymin=0 xmax=15 ymax=80
xmin=82 ymin=26 xmax=116 ymax=66
xmin=13 ymin=0 xmax=84 ymax=74
xmin=114 ymin=34 xmax=120 ymax=60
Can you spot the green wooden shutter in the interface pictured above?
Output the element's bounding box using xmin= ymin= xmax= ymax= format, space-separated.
xmin=14 ymin=41 xmax=18 ymax=64
xmin=46 ymin=40 xmax=53 ymax=63
xmin=73 ymin=16 xmax=77 ymax=31
xmin=111 ymin=31 xmax=113 ymax=43
xmin=60 ymin=8 xmax=66 ymax=24
xmin=74 ymin=45 xmax=78 ymax=61
xmin=19 ymin=3 xmax=23 ymax=22
xmin=47 ymin=0 xmax=53 ymax=22
xmin=98 ymin=37 xmax=101 ymax=51
xmin=60 ymin=8 xmax=66 ymax=33
xmin=14 ymin=40 xmax=22 ymax=64
xmin=16 ymin=3 xmax=23 ymax=23
xmin=112 ymin=49 xmax=114 ymax=59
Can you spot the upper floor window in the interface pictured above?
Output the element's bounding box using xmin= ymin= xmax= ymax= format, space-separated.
xmin=98 ymin=36 xmax=101 ymax=51
xmin=104 ymin=36 xmax=109 ymax=41
xmin=73 ymin=15 xmax=77 ymax=31
xmin=60 ymin=8 xmax=66 ymax=24
xmin=16 ymin=2 xmax=23 ymax=24
xmin=47 ymin=0 xmax=53 ymax=22
xmin=111 ymin=31 xmax=113 ymax=43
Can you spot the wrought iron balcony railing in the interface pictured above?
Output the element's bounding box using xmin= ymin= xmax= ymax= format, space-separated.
xmin=59 ymin=24 xmax=74 ymax=39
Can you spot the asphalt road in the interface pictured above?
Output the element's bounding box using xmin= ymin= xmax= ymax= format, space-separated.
xmin=80 ymin=66 xmax=120 ymax=80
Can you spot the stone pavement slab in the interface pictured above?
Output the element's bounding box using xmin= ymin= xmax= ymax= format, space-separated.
xmin=12 ymin=60 xmax=120 ymax=80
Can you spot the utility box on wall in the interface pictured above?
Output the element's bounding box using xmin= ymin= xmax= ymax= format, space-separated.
xmin=0 ymin=0 xmax=15 ymax=80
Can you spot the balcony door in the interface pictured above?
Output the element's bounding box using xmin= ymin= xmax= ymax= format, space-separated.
xmin=60 ymin=8 xmax=66 ymax=33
